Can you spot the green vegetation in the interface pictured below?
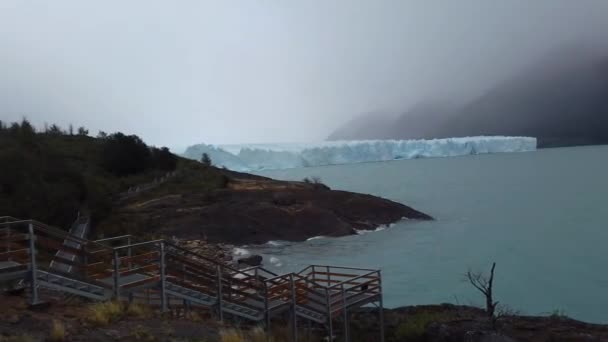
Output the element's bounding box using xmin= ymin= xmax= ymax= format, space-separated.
xmin=395 ymin=311 xmax=450 ymax=341
xmin=49 ymin=319 xmax=66 ymax=342
xmin=550 ymin=309 xmax=569 ymax=320
xmin=0 ymin=119 xmax=220 ymax=233
xmin=200 ymin=152 xmax=212 ymax=167
xmin=0 ymin=335 xmax=36 ymax=342
xmin=87 ymin=301 xmax=125 ymax=326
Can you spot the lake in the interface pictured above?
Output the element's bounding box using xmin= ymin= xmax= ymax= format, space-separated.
xmin=247 ymin=145 xmax=608 ymax=323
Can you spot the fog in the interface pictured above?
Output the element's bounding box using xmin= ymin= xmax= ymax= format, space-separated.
xmin=1 ymin=1 xmax=607 ymax=149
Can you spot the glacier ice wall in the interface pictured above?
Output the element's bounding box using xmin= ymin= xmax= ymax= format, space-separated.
xmin=182 ymin=136 xmax=537 ymax=171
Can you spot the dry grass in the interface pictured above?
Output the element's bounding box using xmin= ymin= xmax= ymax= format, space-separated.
xmin=248 ymin=326 xmax=267 ymax=342
xmin=49 ymin=319 xmax=66 ymax=341
xmin=0 ymin=335 xmax=36 ymax=342
xmin=219 ymin=328 xmax=246 ymax=342
xmin=87 ymin=301 xmax=124 ymax=326
xmin=132 ymin=324 xmax=156 ymax=341
xmin=185 ymin=310 xmax=204 ymax=322
xmin=126 ymin=303 xmax=152 ymax=319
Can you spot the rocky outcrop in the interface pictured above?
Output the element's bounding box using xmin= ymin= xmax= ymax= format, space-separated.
xmin=121 ymin=177 xmax=432 ymax=245
xmin=237 ymin=255 xmax=263 ymax=267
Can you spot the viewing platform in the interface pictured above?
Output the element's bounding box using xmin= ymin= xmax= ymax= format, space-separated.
xmin=0 ymin=216 xmax=384 ymax=341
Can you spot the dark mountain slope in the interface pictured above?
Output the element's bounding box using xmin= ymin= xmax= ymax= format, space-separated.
xmin=438 ymin=54 xmax=608 ymax=147
xmin=329 ymin=48 xmax=608 ymax=147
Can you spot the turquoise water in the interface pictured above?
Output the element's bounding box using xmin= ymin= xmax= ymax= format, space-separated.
xmin=249 ymin=145 xmax=608 ymax=323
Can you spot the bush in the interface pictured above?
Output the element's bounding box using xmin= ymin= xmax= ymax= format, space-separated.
xmin=219 ymin=328 xmax=245 ymax=342
xmin=150 ymin=147 xmax=178 ymax=171
xmin=0 ymin=335 xmax=36 ymax=342
xmin=49 ymin=319 xmax=65 ymax=342
xmin=88 ymin=301 xmax=124 ymax=326
xmin=101 ymin=133 xmax=151 ymax=176
xmin=126 ymin=303 xmax=152 ymax=318
xmin=395 ymin=311 xmax=448 ymax=341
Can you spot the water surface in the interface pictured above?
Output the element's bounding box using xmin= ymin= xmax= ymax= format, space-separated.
xmin=248 ymin=145 xmax=608 ymax=323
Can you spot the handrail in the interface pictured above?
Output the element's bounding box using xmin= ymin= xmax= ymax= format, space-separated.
xmin=2 ymin=214 xmax=384 ymax=330
xmin=240 ymin=265 xmax=279 ymax=278
xmin=307 ymin=264 xmax=378 ymax=272
xmin=328 ymin=270 xmax=380 ymax=290
xmin=1 ymin=218 xmax=112 ymax=252
xmin=113 ymin=239 xmax=164 ymax=251
xmin=94 ymin=235 xmax=134 ymax=243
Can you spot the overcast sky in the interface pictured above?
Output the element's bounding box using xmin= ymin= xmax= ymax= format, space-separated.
xmin=1 ymin=1 xmax=608 ymax=148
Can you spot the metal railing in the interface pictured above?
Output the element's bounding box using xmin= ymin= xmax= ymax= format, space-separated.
xmin=0 ymin=216 xmax=385 ymax=341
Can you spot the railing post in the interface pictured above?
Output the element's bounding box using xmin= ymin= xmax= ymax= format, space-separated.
xmin=6 ymin=226 xmax=10 ymax=261
xmin=326 ymin=287 xmax=333 ymax=342
xmin=127 ymin=236 xmax=132 ymax=270
xmin=28 ymin=223 xmax=40 ymax=305
xmin=216 ymin=265 xmax=223 ymax=322
xmin=326 ymin=265 xmax=330 ymax=286
xmin=82 ymin=244 xmax=88 ymax=279
xmin=160 ymin=241 xmax=167 ymax=312
xmin=113 ymin=249 xmax=120 ymax=299
xmin=342 ymin=284 xmax=349 ymax=342
xmin=264 ymin=281 xmax=270 ymax=333
xmin=378 ymin=271 xmax=384 ymax=342
xmin=290 ymin=274 xmax=298 ymax=342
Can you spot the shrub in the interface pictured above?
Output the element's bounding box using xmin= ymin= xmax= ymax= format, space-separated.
xmin=88 ymin=301 xmax=124 ymax=326
xmin=395 ymin=311 xmax=447 ymax=341
xmin=0 ymin=334 xmax=36 ymax=342
xmin=132 ymin=324 xmax=156 ymax=341
xmin=49 ymin=319 xmax=65 ymax=341
xmin=219 ymin=328 xmax=245 ymax=342
xmin=550 ymin=309 xmax=568 ymax=320
xmin=126 ymin=303 xmax=152 ymax=318
xmin=150 ymin=147 xmax=178 ymax=171
xmin=248 ymin=326 xmax=268 ymax=342
xmin=101 ymin=133 xmax=151 ymax=176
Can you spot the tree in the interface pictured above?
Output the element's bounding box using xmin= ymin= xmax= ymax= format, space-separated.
xmin=97 ymin=131 xmax=108 ymax=139
xmin=77 ymin=126 xmax=89 ymax=136
xmin=19 ymin=118 xmax=35 ymax=135
xmin=200 ymin=153 xmax=212 ymax=167
xmin=150 ymin=147 xmax=177 ymax=171
xmin=48 ymin=124 xmax=63 ymax=135
xmin=466 ymin=262 xmax=499 ymax=326
xmin=101 ymin=132 xmax=151 ymax=176
xmin=69 ymin=124 xmax=74 ymax=135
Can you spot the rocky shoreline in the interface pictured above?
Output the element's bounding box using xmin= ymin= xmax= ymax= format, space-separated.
xmin=105 ymin=170 xmax=433 ymax=245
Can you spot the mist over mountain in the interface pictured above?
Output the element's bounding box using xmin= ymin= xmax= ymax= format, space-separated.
xmin=329 ymin=45 xmax=608 ymax=148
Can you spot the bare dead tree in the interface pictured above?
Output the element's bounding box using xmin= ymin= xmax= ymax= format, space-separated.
xmin=466 ymin=262 xmax=498 ymax=320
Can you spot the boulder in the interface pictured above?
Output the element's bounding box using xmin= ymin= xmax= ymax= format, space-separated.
xmin=237 ymin=255 xmax=263 ymax=267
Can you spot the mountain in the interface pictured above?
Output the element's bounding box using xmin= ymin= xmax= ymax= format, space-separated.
xmin=327 ymin=112 xmax=396 ymax=140
xmin=329 ymin=46 xmax=608 ymax=148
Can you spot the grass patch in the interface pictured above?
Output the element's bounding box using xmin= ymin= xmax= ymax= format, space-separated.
xmin=395 ymin=311 xmax=451 ymax=341
xmin=49 ymin=319 xmax=66 ymax=341
xmin=550 ymin=309 xmax=569 ymax=320
xmin=132 ymin=324 xmax=156 ymax=341
xmin=126 ymin=303 xmax=153 ymax=319
xmin=248 ymin=326 xmax=267 ymax=342
xmin=87 ymin=301 xmax=124 ymax=326
xmin=0 ymin=335 xmax=36 ymax=342
xmin=219 ymin=328 xmax=245 ymax=342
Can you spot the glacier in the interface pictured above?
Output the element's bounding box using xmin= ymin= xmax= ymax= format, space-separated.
xmin=182 ymin=136 xmax=537 ymax=171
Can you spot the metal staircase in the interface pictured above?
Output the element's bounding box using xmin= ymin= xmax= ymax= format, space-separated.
xmin=0 ymin=216 xmax=385 ymax=341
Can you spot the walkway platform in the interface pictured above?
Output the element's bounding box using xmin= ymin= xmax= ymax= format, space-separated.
xmin=0 ymin=216 xmax=385 ymax=341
